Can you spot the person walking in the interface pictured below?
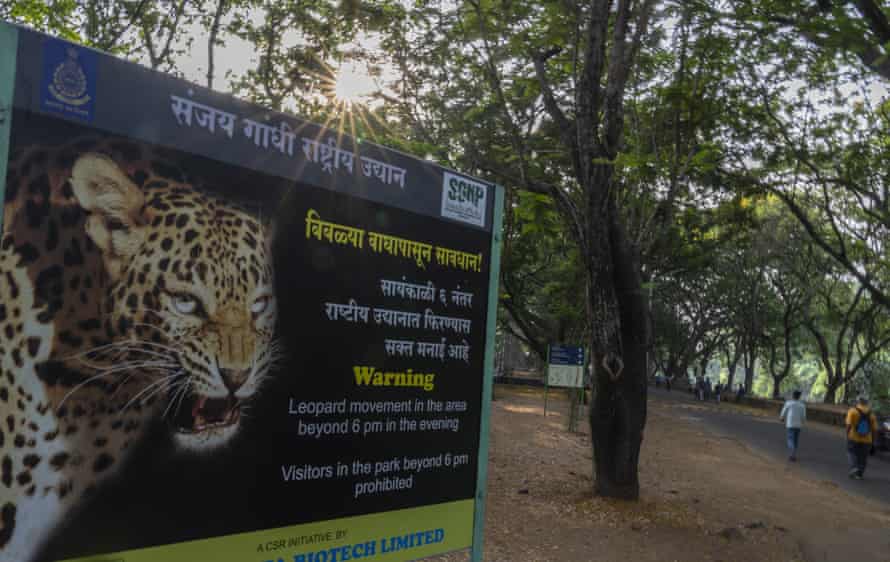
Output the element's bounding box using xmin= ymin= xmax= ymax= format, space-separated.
xmin=714 ymin=383 xmax=723 ymax=404
xmin=665 ymin=374 xmax=673 ymax=392
xmin=845 ymin=397 xmax=878 ymax=479
xmin=779 ymin=390 xmax=806 ymax=461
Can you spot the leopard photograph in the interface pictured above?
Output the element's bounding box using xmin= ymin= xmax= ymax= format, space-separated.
xmin=0 ymin=132 xmax=282 ymax=562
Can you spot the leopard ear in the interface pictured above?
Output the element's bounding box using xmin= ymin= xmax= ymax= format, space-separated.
xmin=70 ymin=153 xmax=146 ymax=280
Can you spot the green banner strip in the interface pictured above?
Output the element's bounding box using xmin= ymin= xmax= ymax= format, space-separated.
xmin=61 ymin=499 xmax=474 ymax=562
xmin=471 ymin=184 xmax=505 ymax=562
xmin=0 ymin=22 xmax=18 ymax=233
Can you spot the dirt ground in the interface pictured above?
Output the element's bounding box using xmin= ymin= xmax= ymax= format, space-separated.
xmin=431 ymin=385 xmax=890 ymax=562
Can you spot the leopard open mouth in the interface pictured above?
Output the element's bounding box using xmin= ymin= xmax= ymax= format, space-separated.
xmin=171 ymin=394 xmax=241 ymax=433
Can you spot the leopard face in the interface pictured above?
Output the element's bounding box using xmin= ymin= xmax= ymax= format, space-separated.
xmin=69 ymin=153 xmax=279 ymax=450
xmin=0 ymin=142 xmax=284 ymax=562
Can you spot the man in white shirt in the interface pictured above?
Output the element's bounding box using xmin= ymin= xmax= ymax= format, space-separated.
xmin=780 ymin=390 xmax=807 ymax=461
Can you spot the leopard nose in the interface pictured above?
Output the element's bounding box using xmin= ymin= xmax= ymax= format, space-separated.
xmin=220 ymin=368 xmax=249 ymax=394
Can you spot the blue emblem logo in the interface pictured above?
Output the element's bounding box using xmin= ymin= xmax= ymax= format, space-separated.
xmin=41 ymin=39 xmax=97 ymax=121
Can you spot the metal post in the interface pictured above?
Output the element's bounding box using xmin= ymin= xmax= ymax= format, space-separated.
xmin=543 ymin=344 xmax=550 ymax=417
xmin=470 ymin=184 xmax=505 ymax=562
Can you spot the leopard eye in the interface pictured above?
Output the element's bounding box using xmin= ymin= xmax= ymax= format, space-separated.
xmin=172 ymin=293 xmax=200 ymax=315
xmin=251 ymin=295 xmax=271 ymax=315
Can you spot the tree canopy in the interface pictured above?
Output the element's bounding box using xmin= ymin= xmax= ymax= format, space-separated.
xmin=4 ymin=0 xmax=890 ymax=493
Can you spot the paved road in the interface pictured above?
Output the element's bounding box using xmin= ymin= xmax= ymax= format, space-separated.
xmin=651 ymin=387 xmax=890 ymax=506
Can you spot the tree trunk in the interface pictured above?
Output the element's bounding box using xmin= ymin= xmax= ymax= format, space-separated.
xmin=743 ymin=351 xmax=755 ymax=393
xmin=725 ymin=344 xmax=741 ymax=391
xmin=699 ymin=352 xmax=712 ymax=381
xmin=823 ymin=381 xmax=840 ymax=404
xmin=665 ymin=357 xmax=677 ymax=379
xmin=589 ymin=211 xmax=648 ymax=500
xmin=771 ymin=376 xmax=783 ymax=400
xmin=665 ymin=354 xmax=687 ymax=385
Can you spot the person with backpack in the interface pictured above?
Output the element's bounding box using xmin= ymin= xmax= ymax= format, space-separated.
xmin=845 ymin=396 xmax=879 ymax=479
xmin=780 ymin=390 xmax=806 ymax=461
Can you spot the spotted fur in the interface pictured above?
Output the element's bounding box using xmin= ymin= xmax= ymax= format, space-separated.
xmin=0 ymin=139 xmax=279 ymax=562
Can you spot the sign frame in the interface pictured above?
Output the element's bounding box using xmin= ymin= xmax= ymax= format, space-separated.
xmin=0 ymin=23 xmax=16 ymax=228
xmin=471 ymin=183 xmax=504 ymax=562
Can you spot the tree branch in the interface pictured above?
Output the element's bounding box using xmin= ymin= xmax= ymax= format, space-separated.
xmin=723 ymin=164 xmax=890 ymax=312
xmin=852 ymin=0 xmax=890 ymax=44
xmin=480 ymin=167 xmax=587 ymax=253
xmin=103 ymin=0 xmax=150 ymax=51
xmin=804 ymin=316 xmax=834 ymax=384
xmin=603 ymin=0 xmax=656 ymax=154
xmin=532 ymin=47 xmax=571 ymax=132
xmin=576 ymin=0 xmax=611 ymax=164
xmin=767 ymin=6 xmax=890 ymax=81
xmin=206 ymin=0 xmax=228 ymax=89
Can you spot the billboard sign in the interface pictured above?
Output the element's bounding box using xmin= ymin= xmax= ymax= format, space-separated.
xmin=546 ymin=345 xmax=585 ymax=388
xmin=0 ymin=23 xmax=503 ymax=562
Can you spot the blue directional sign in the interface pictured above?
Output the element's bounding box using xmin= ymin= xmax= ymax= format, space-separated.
xmin=548 ymin=345 xmax=585 ymax=366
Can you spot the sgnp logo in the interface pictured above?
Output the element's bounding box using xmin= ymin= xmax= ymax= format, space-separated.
xmin=41 ymin=38 xmax=97 ymax=122
xmin=441 ymin=171 xmax=487 ymax=227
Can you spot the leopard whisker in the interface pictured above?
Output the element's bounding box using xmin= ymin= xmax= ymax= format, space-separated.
xmin=56 ymin=360 xmax=178 ymax=410
xmin=121 ymin=338 xmax=182 ymax=354
xmin=99 ymin=367 xmax=181 ymax=401
xmin=63 ymin=339 xmax=162 ymax=358
xmin=87 ymin=360 xmax=178 ymax=378
xmin=121 ymin=372 xmax=185 ymax=411
xmin=105 ymin=361 xmax=181 ymax=403
xmin=76 ymin=347 xmax=175 ymax=366
xmin=62 ymin=345 xmax=133 ymax=369
xmin=63 ymin=341 xmax=178 ymax=366
xmin=162 ymin=377 xmax=190 ymax=420
xmin=110 ymin=369 xmax=147 ymax=400
xmin=137 ymin=374 xmax=187 ymax=409
xmin=172 ymin=377 xmax=193 ymax=419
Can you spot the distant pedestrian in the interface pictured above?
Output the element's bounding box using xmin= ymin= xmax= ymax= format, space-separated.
xmin=736 ymin=383 xmax=746 ymax=403
xmin=780 ymin=390 xmax=806 ymax=461
xmin=665 ymin=374 xmax=673 ymax=392
xmin=704 ymin=377 xmax=713 ymax=401
xmin=714 ymin=383 xmax=722 ymax=403
xmin=845 ymin=397 xmax=878 ymax=479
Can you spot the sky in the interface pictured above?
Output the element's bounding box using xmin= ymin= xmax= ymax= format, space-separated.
xmin=154 ymin=8 xmax=888 ymax=122
xmin=166 ymin=15 xmax=388 ymax=106
xmin=174 ymin=17 xmax=255 ymax=90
